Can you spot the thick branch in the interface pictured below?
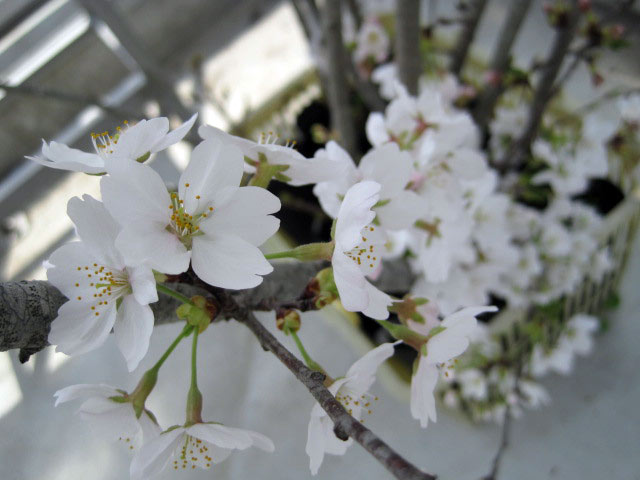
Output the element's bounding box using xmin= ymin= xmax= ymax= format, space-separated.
xmin=0 ymin=260 xmax=413 ymax=359
xmin=322 ymin=0 xmax=358 ymax=156
xmin=473 ymin=0 xmax=533 ymax=128
xmin=449 ymin=0 xmax=488 ymax=77
xmin=292 ymin=0 xmax=385 ymax=113
xmin=234 ymin=305 xmax=436 ymax=480
xmin=502 ymin=1 xmax=582 ymax=169
xmin=395 ymin=0 xmax=422 ymax=95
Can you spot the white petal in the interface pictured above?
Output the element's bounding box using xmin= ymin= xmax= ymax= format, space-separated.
xmin=186 ymin=424 xmax=253 ymax=450
xmin=345 ymin=341 xmax=398 ymax=393
xmin=320 ymin=415 xmax=352 ymax=455
xmin=198 ymin=124 xmax=255 ymax=158
xmin=67 ymin=195 xmax=123 ymax=268
xmin=49 ymin=301 xmax=117 ymax=356
xmin=306 ymin=414 xmax=326 ymax=475
xmin=54 ymin=383 xmax=119 ymax=406
xmin=410 ymin=358 xmax=438 ymax=428
xmin=114 ymin=297 xmax=154 ymax=371
xmin=78 ymin=397 xmax=139 ymax=441
xmin=115 ymin=226 xmax=190 ymax=274
xmin=245 ymin=430 xmax=275 ymax=452
xmin=191 ymin=234 xmax=272 ymax=289
xmin=128 ymin=265 xmax=158 ymax=304
xmin=150 ymin=113 xmax=198 ymax=152
xmin=201 ymin=186 xmax=280 ymax=246
xmin=101 ymin=161 xmax=170 ymax=226
xmin=361 ymin=281 xmax=392 ymax=320
xmin=358 ymin=143 xmax=412 ymax=199
xmin=365 ymin=113 xmax=389 ymax=146
xmin=442 ymin=306 xmax=497 ymax=329
xmin=130 ymin=428 xmax=185 ymax=480
xmin=115 ymin=117 xmax=169 ymax=160
xmin=335 ymin=181 xmax=380 ymax=250
xmin=138 ymin=411 xmax=162 ymax=444
xmin=426 ymin=329 xmax=470 ymax=365
xmin=332 ymin=251 xmax=367 ymax=312
xmin=179 ymin=138 xmax=244 ymax=214
xmin=375 ymin=190 xmax=426 ymax=230
xmin=47 ymin=242 xmax=101 ymax=299
xmin=32 ymin=140 xmax=105 ymax=173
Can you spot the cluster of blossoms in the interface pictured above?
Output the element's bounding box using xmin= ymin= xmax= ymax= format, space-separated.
xmin=28 ymin=21 xmax=639 ymax=472
xmin=358 ymin=63 xmax=634 ymax=422
xmin=34 ymin=108 xmax=498 ymax=476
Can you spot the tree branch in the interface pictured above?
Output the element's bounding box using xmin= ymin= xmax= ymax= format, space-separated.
xmin=1 ymin=259 xmax=427 ymax=478
xmin=449 ymin=0 xmax=488 ymax=77
xmin=481 ymin=404 xmax=512 ymax=480
xmin=0 ymin=260 xmax=414 ymax=359
xmin=500 ymin=1 xmax=582 ymax=170
xmin=322 ymin=0 xmax=359 ymax=156
xmin=231 ymin=302 xmax=436 ymax=480
xmin=395 ymin=0 xmax=422 ymax=95
xmin=472 ymin=0 xmax=533 ymax=129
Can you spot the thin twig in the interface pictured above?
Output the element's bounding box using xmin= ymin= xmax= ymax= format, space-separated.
xmin=395 ymin=0 xmax=422 ymax=95
xmin=551 ymin=41 xmax=592 ymax=95
xmin=482 ymin=404 xmax=512 ymax=480
xmin=449 ymin=0 xmax=488 ymax=77
xmin=322 ymin=0 xmax=358 ymax=156
xmin=574 ymin=86 xmax=640 ymax=114
xmin=346 ymin=0 xmax=363 ymax=30
xmin=229 ymin=301 xmax=436 ymax=480
xmin=500 ymin=0 xmax=582 ymax=171
xmin=473 ymin=0 xmax=533 ymax=129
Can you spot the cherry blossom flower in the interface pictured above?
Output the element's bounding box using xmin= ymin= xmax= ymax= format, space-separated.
xmin=528 ymin=314 xmax=599 ymax=378
xmin=47 ymin=195 xmax=157 ymax=371
xmin=410 ymin=305 xmax=497 ymax=428
xmin=54 ymin=383 xmax=160 ymax=449
xmin=100 ymin=137 xmax=280 ymax=289
xmin=332 ymin=181 xmax=392 ymax=319
xmin=313 ymin=141 xmax=426 ymax=230
xmin=198 ymin=125 xmax=335 ymax=186
xmin=519 ymin=380 xmax=550 ymax=409
xmin=306 ymin=341 xmax=398 ymax=475
xmin=28 ymin=114 xmax=197 ymax=174
xmin=353 ymin=19 xmax=390 ymax=65
xmin=617 ymin=92 xmax=640 ymax=124
xmin=130 ymin=422 xmax=274 ymax=479
xmin=457 ymin=369 xmax=488 ymax=401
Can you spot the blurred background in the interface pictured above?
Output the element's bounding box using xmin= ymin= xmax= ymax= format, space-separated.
xmin=0 ymin=0 xmax=639 ymax=479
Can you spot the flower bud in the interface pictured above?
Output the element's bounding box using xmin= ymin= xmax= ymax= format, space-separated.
xmin=311 ymin=268 xmax=339 ymax=309
xmin=389 ymin=295 xmax=429 ymax=326
xmin=276 ymin=309 xmax=302 ymax=333
xmin=176 ymin=296 xmax=217 ymax=333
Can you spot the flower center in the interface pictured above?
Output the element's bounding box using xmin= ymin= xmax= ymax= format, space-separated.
xmin=258 ymin=131 xmax=297 ymax=148
xmin=344 ymin=225 xmax=380 ymax=274
xmin=335 ymin=388 xmax=378 ymax=422
xmin=438 ymin=358 xmax=459 ymax=379
xmin=90 ymin=121 xmax=129 ymax=159
xmin=118 ymin=436 xmax=135 ymax=451
xmin=173 ymin=435 xmax=213 ymax=470
xmin=167 ymin=188 xmax=213 ymax=248
xmin=73 ymin=262 xmax=130 ymax=318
